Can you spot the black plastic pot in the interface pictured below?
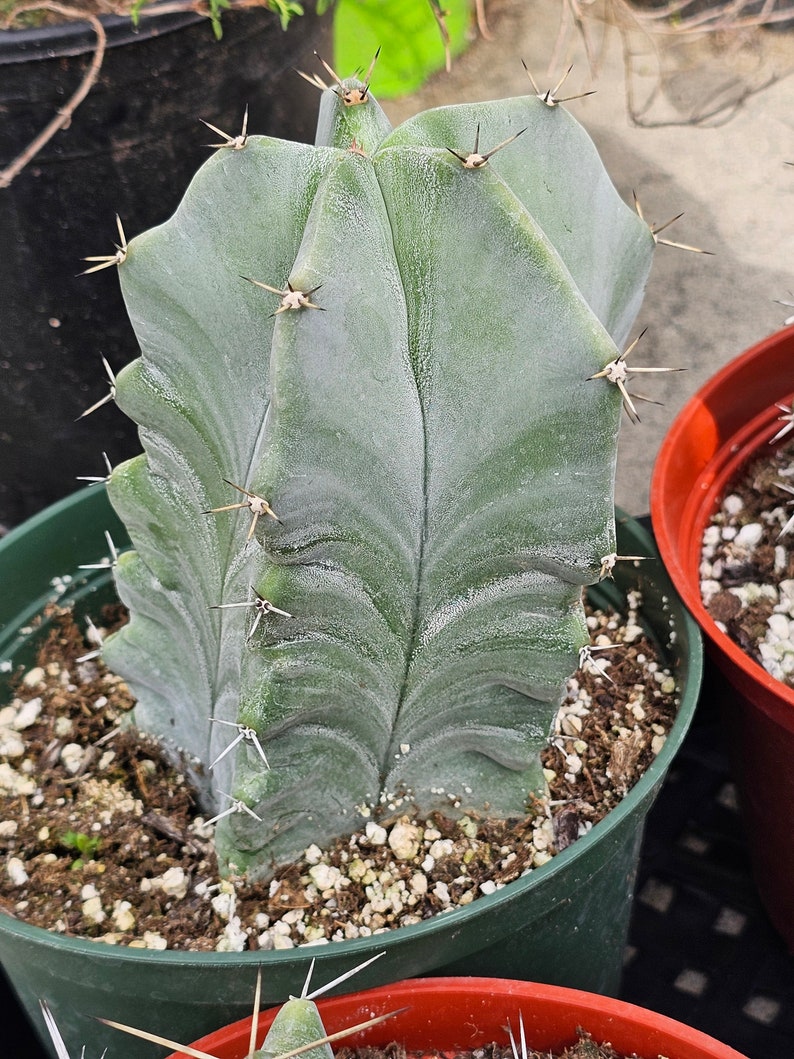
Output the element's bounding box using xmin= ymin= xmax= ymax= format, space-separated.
xmin=0 ymin=3 xmax=331 ymax=529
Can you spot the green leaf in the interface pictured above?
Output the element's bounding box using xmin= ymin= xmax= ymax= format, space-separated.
xmin=333 ymin=0 xmax=472 ymax=98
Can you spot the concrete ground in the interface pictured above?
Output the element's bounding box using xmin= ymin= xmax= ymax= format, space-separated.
xmin=383 ymin=0 xmax=794 ymax=514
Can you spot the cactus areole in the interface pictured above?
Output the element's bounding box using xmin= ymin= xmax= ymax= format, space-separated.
xmin=102 ymin=73 xmax=655 ymax=880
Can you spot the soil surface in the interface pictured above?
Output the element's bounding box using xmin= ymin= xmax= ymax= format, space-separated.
xmin=0 ymin=588 xmax=679 ymax=952
xmin=341 ymin=1038 xmax=656 ymax=1059
xmin=701 ymin=431 xmax=794 ymax=687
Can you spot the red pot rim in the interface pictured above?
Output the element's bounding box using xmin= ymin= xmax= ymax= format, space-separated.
xmin=650 ymin=325 xmax=794 ymax=720
xmin=167 ymin=977 xmax=747 ymax=1059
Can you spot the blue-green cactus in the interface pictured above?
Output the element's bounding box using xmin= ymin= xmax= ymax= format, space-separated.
xmin=100 ymin=71 xmax=655 ymax=879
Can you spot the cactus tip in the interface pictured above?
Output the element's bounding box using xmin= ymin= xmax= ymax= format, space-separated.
xmin=309 ymin=50 xmax=377 ymax=106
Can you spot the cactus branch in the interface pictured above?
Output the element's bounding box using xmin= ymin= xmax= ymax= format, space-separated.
xmin=273 ymin=1010 xmax=410 ymax=1059
xmin=104 ymin=82 xmax=662 ymax=875
xmin=97 ymin=978 xmax=403 ymax=1059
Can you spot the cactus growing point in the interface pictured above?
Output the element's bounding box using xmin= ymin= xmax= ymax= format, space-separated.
xmin=98 ymin=68 xmax=657 ymax=880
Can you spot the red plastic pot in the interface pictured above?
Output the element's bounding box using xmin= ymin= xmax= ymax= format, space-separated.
xmin=651 ymin=324 xmax=794 ymax=950
xmin=166 ymin=977 xmax=747 ymax=1059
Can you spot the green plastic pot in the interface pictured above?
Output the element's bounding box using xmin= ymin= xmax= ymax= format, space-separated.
xmin=171 ymin=977 xmax=748 ymax=1059
xmin=0 ymin=486 xmax=702 ymax=1059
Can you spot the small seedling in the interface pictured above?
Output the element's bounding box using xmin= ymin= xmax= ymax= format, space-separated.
xmin=60 ymin=830 xmax=101 ymax=871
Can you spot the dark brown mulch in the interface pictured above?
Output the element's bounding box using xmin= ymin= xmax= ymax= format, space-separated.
xmin=338 ymin=1036 xmax=658 ymax=1059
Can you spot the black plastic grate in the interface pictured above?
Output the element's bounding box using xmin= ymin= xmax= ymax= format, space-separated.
xmin=621 ymin=688 xmax=794 ymax=1059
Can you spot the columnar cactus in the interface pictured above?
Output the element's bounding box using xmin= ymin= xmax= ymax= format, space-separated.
xmin=99 ymin=66 xmax=655 ymax=879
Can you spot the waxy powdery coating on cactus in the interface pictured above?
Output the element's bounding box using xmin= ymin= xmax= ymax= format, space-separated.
xmin=99 ymin=71 xmax=655 ymax=879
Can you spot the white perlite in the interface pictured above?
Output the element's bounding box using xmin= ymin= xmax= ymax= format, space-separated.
xmin=6 ymin=856 xmax=28 ymax=886
xmin=700 ymin=445 xmax=794 ymax=686
xmin=0 ymin=593 xmax=678 ymax=953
